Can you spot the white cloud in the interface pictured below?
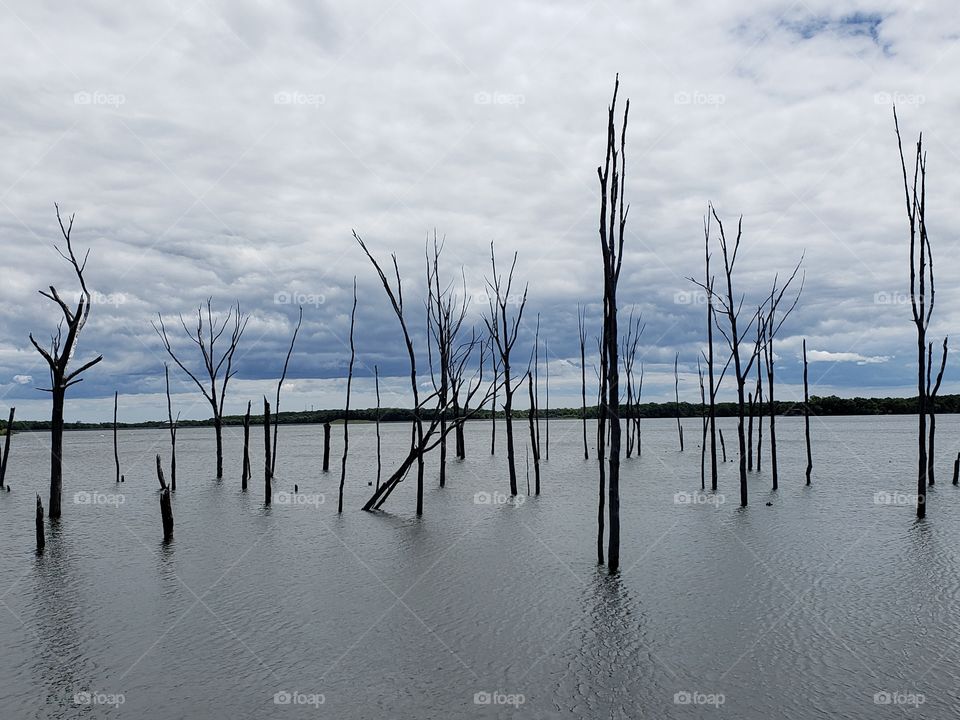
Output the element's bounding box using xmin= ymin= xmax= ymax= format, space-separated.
xmin=12 ymin=375 xmax=32 ymax=385
xmin=807 ymin=350 xmax=891 ymax=365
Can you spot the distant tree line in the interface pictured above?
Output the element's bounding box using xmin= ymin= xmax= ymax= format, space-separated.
xmin=5 ymin=393 xmax=958 ymax=434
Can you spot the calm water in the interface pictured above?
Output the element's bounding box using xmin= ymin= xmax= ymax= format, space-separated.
xmin=1 ymin=415 xmax=959 ymax=719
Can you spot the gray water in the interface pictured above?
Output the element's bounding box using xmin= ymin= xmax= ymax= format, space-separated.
xmin=0 ymin=416 xmax=958 ymax=719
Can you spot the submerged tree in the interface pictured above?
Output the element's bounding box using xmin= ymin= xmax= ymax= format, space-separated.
xmin=597 ymin=75 xmax=630 ymax=571
xmin=338 ymin=280 xmax=358 ymax=513
xmin=694 ymin=205 xmax=762 ymax=507
xmin=484 ymin=242 xmax=529 ymax=497
xmin=894 ymin=107 xmax=934 ymax=519
xmin=29 ymin=206 xmax=103 ymax=519
xmin=925 ymin=337 xmax=947 ymax=486
xmin=761 ymin=262 xmax=804 ymax=491
xmin=803 ymin=339 xmax=812 ymax=485
xmin=673 ymin=352 xmax=684 ymax=451
xmin=577 ymin=302 xmax=589 ymax=460
xmin=154 ymin=299 xmax=248 ymax=479
xmin=165 ymin=365 xmax=180 ymax=491
xmin=272 ymin=305 xmax=303 ymax=479
xmin=0 ymin=407 xmax=14 ymax=488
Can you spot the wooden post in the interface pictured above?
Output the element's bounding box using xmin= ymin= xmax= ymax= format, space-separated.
xmin=35 ymin=494 xmax=44 ymax=552
xmin=113 ymin=392 xmax=120 ymax=483
xmin=241 ymin=400 xmax=251 ymax=491
xmin=264 ymin=398 xmax=272 ymax=505
xmin=803 ymin=339 xmax=812 ymax=485
xmin=156 ymin=454 xmax=173 ymax=540
xmin=322 ymin=422 xmax=331 ymax=473
xmin=0 ymin=407 xmax=14 ymax=488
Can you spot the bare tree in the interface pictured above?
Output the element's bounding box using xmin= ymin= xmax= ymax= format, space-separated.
xmin=597 ymin=76 xmax=629 ymax=571
xmin=338 ymin=279 xmax=358 ymax=513
xmin=698 ymin=358 xmax=707 ymax=490
xmin=693 ymin=205 xmax=763 ymax=507
xmin=803 ymin=339 xmax=812 ymax=485
xmin=484 ymin=242 xmax=528 ymax=497
xmin=242 ymin=400 xmax=251 ymax=491
xmin=0 ymin=407 xmax=14 ymax=488
xmin=263 ymin=397 xmax=272 ymax=505
xmin=578 ymin=303 xmax=589 ymax=460
xmin=272 ymin=305 xmax=303 ymax=478
xmin=113 ymin=391 xmax=120 ymax=483
xmin=894 ymin=107 xmax=934 ymax=518
xmin=621 ymin=308 xmax=643 ymax=459
xmin=154 ymin=299 xmax=248 ymax=479
xmin=761 ymin=262 xmax=804 ymax=491
xmin=29 ymin=205 xmax=103 ymax=518
xmin=674 ymin=352 xmax=684 ymax=451
xmin=698 ymin=214 xmax=720 ymax=491
xmin=926 ymin=336 xmax=947 ymax=485
xmin=374 ymin=365 xmax=382 ymax=491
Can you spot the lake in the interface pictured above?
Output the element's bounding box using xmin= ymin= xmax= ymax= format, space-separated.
xmin=0 ymin=415 xmax=958 ymax=718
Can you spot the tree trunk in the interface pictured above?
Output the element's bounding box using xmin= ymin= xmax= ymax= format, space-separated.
xmin=767 ymin=362 xmax=778 ymax=491
xmin=527 ymin=375 xmax=540 ymax=495
xmin=264 ymin=399 xmax=272 ymax=505
xmin=375 ymin=366 xmax=382 ymax=490
xmin=35 ymin=494 xmax=45 ymax=552
xmin=156 ymin=454 xmax=173 ymax=540
xmin=113 ymin=391 xmax=120 ymax=483
xmin=952 ymin=452 xmax=959 ymax=485
xmin=804 ymin=339 xmax=812 ymax=485
xmin=1 ymin=406 xmax=15 ymax=487
xmin=322 ymin=422 xmax=331 ymax=473
xmin=917 ymin=336 xmax=927 ymax=518
xmin=719 ymin=427 xmax=727 ymax=463
xmin=242 ymin=401 xmax=251 ymax=491
xmin=214 ymin=414 xmax=223 ymax=479
xmin=928 ymin=410 xmax=936 ymax=486
xmin=747 ymin=393 xmax=754 ymax=472
xmin=49 ymin=387 xmax=65 ymax=519
xmin=504 ymin=364 xmax=518 ymax=495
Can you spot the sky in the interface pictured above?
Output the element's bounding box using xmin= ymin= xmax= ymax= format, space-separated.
xmin=1 ymin=0 xmax=959 ymax=422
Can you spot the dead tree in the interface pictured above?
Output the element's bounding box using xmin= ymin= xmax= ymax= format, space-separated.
xmin=803 ymin=339 xmax=812 ymax=485
xmin=578 ymin=303 xmax=589 ymax=460
xmin=375 ymin=365 xmax=382 ymax=491
xmin=597 ymin=75 xmax=629 ymax=571
xmin=0 ymin=407 xmax=13 ymax=488
xmin=113 ymin=392 xmax=120 ymax=483
xmin=263 ymin=398 xmax=272 ymax=505
xmin=925 ymin=337 xmax=947 ymax=485
xmin=29 ymin=205 xmax=103 ymax=518
xmin=355 ymin=232 xmax=427 ymax=513
xmin=762 ymin=263 xmax=804 ymax=491
xmin=338 ymin=279 xmax=357 ymax=513
xmin=621 ymin=308 xmax=643 ymax=458
xmin=242 ymin=400 xmax=251 ymax=491
xmin=483 ymin=242 xmax=528 ymax=497
xmin=156 ymin=455 xmax=174 ymax=540
xmin=154 ymin=299 xmax=248 ymax=479
xmin=694 ymin=214 xmax=720 ymax=491
xmin=490 ymin=346 xmax=499 ymax=456
xmin=36 ymin=494 xmax=45 ymax=552
xmin=674 ymin=352 xmax=684 ymax=451
xmin=544 ymin=340 xmax=550 ymax=462
xmin=719 ymin=428 xmax=727 ymax=462
xmin=526 ymin=373 xmax=540 ymax=495
xmin=894 ymin=108 xmax=936 ymax=518
xmin=426 ymin=237 xmax=469 ymax=489
xmin=272 ymin=305 xmax=303 ymax=478
xmin=952 ymin=452 xmax=959 ymax=485
xmin=322 ymin=422 xmax=331 ymax=472
xmin=450 ymin=328 xmax=485 ymax=461
xmin=747 ymin=391 xmax=755 ymax=472
xmin=698 ymin=358 xmax=707 ymax=490
xmin=165 ymin=365 xmax=179 ymax=491
xmin=755 ymin=322 xmax=764 ymax=472
xmin=694 ymin=205 xmax=763 ymax=507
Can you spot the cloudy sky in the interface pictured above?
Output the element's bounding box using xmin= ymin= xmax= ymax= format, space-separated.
xmin=1 ymin=0 xmax=958 ymax=422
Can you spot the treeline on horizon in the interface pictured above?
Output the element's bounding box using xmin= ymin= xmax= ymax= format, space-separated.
xmin=3 ymin=393 xmax=954 ymax=433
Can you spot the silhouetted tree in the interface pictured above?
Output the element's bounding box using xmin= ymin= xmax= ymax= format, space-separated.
xmin=29 ymin=206 xmax=103 ymax=518
xmin=803 ymin=339 xmax=812 ymax=485
xmin=484 ymin=242 xmax=528 ymax=497
xmin=925 ymin=336 xmax=947 ymax=485
xmin=338 ymin=280 xmax=357 ymax=513
xmin=578 ymin=303 xmax=589 ymax=460
xmin=273 ymin=305 xmax=303 ymax=478
xmin=0 ymin=407 xmax=13 ymax=488
xmin=165 ymin=365 xmax=179 ymax=491
xmin=154 ymin=299 xmax=248 ymax=479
